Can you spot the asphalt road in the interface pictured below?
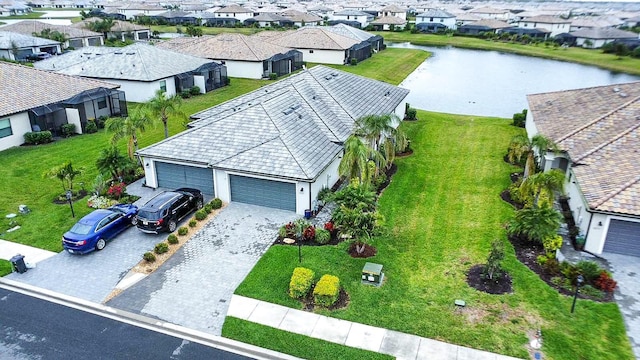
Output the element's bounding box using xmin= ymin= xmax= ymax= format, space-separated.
xmin=0 ymin=287 xmax=252 ymax=360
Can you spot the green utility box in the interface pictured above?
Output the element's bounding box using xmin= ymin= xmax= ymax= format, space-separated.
xmin=361 ymin=262 xmax=384 ymax=287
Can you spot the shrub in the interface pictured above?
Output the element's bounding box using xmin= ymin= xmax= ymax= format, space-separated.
xmin=203 ymin=203 xmax=212 ymax=214
xmin=507 ymin=207 xmax=562 ymax=244
xmin=302 ymin=226 xmax=316 ymax=241
xmin=317 ymin=187 xmax=333 ymax=203
xmin=580 ymin=284 xmax=605 ymax=299
xmin=350 ymin=58 xmax=358 ymax=65
xmin=324 ymin=221 xmax=335 ymax=233
xmin=96 ymin=116 xmax=107 ymax=129
xmin=87 ymin=195 xmax=117 ymax=209
xmin=189 ymin=86 xmax=201 ymax=96
xmin=289 ymin=267 xmax=315 ymax=299
xmin=542 ymin=258 xmax=561 ymax=276
xmin=107 ymin=182 xmax=126 ymax=200
xmin=143 ymin=252 xmax=156 ymax=262
xmin=195 ymin=209 xmax=207 ymax=221
xmin=483 ymin=240 xmax=505 ymax=280
xmin=180 ymin=90 xmax=191 ymax=98
xmin=332 ymin=204 xmax=381 ymax=238
xmin=61 ymin=123 xmax=76 ymax=137
xmin=167 ymin=234 xmax=179 ymax=244
xmin=268 ymin=72 xmax=277 ymax=80
xmin=513 ymin=110 xmax=526 ymax=127
xmin=315 ymin=228 xmax=331 ymax=244
xmin=24 ymin=131 xmax=53 ymax=145
xmin=189 ymin=219 xmax=197 ymax=228
xmin=279 ymin=222 xmax=296 ymax=239
xmin=178 ymin=227 xmax=188 ymax=236
xmin=210 ymin=198 xmax=222 ymax=209
xmin=405 ymin=107 xmax=417 ymax=120
xmin=576 ymin=260 xmax=601 ymax=283
xmin=542 ymin=234 xmax=563 ymax=256
xmin=154 ymin=242 xmax=169 ymax=254
xmin=314 ymin=274 xmax=340 ymax=307
xmin=594 ymin=270 xmax=617 ymax=293
xmin=85 ymin=120 xmax=98 ymax=134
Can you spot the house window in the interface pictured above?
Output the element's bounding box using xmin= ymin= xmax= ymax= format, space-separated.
xmin=97 ymin=97 xmax=107 ymax=109
xmin=309 ymin=50 xmax=314 ymax=53
xmin=0 ymin=118 xmax=13 ymax=138
xmin=430 ymin=17 xmax=433 ymax=22
xmin=440 ymin=19 xmax=443 ymax=22
xmin=160 ymin=80 xmax=167 ymax=92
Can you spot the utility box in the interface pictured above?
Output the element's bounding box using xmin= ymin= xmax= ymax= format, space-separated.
xmin=361 ymin=262 xmax=384 ymax=287
xmin=10 ymin=254 xmax=27 ymax=274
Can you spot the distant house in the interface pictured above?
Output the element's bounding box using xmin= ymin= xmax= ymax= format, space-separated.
xmin=72 ymin=17 xmax=151 ymax=41
xmin=156 ymin=33 xmax=302 ymax=79
xmin=324 ymin=23 xmax=384 ymax=52
xmin=370 ymin=15 xmax=407 ymax=31
xmin=210 ymin=4 xmax=254 ymax=25
xmin=244 ymin=13 xmax=293 ymax=28
xmin=501 ymin=27 xmax=551 ymax=40
xmin=0 ymin=31 xmax=61 ymax=60
xmin=151 ymin=10 xmax=199 ymax=25
xmin=457 ymin=19 xmax=510 ymax=35
xmin=571 ymin=28 xmax=639 ymax=48
xmin=416 ymin=9 xmax=457 ymax=31
xmin=34 ymin=43 xmax=227 ymax=102
xmin=454 ymin=12 xmax=482 ymax=26
xmin=518 ymin=15 xmax=571 ymax=37
xmin=0 ymin=20 xmax=103 ymax=49
xmin=308 ymin=5 xmax=334 ymax=19
xmin=0 ymin=62 xmax=126 ymax=150
xmin=468 ymin=7 xmax=510 ymax=21
xmin=526 ymin=82 xmax=640 ymax=257
xmin=280 ymin=9 xmax=322 ymax=27
xmin=117 ymin=3 xmax=165 ymax=20
xmin=332 ymin=10 xmax=374 ymax=28
xmin=379 ymin=4 xmax=406 ymax=20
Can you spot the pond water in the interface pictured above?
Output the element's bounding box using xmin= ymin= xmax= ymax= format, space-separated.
xmin=391 ymin=42 xmax=640 ymax=118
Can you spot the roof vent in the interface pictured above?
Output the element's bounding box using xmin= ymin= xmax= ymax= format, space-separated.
xmin=114 ymin=51 xmax=123 ymax=54
xmin=324 ymin=75 xmax=332 ymax=80
xmin=619 ymin=92 xmax=628 ymax=98
xmin=613 ymin=87 xmax=620 ymax=92
xmin=126 ymin=52 xmax=135 ymax=55
xmin=291 ymin=104 xmax=301 ymax=110
xmin=384 ymin=91 xmax=391 ymax=97
xmin=331 ymin=72 xmax=338 ymax=77
xmin=283 ymin=108 xmax=294 ymax=115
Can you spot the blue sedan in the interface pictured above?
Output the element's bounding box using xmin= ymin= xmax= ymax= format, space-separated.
xmin=62 ymin=204 xmax=138 ymax=254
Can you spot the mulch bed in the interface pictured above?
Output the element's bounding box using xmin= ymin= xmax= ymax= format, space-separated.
xmin=466 ymin=264 xmax=513 ymax=294
xmin=500 ymin=189 xmax=523 ymax=210
xmin=52 ymin=189 xmax=88 ymax=205
xmin=301 ymin=287 xmax=350 ymax=311
xmin=272 ymin=234 xmax=343 ymax=247
xmin=347 ymin=242 xmax=377 ymax=258
xmin=395 ymin=149 xmax=414 ymax=157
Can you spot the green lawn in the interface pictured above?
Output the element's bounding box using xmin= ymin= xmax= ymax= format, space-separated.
xmin=378 ymin=31 xmax=640 ymax=76
xmin=223 ymin=317 xmax=393 ymax=360
xmin=0 ymin=12 xmax=46 ymax=19
xmin=232 ymin=111 xmax=633 ymax=360
xmin=151 ymin=25 xmax=263 ymax=36
xmin=0 ymin=260 xmax=11 ymax=277
xmin=0 ymin=78 xmax=267 ymax=252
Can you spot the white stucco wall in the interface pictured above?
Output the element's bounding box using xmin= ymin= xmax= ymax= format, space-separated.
xmin=298 ymin=49 xmax=346 ymax=65
xmin=221 ymin=60 xmax=263 ymax=79
xmin=194 ymin=75 xmax=206 ymax=94
xmin=524 ymin=110 xmax=538 ymax=139
xmin=65 ymin=108 xmax=82 ymax=134
xmin=0 ymin=112 xmax=32 ymax=151
xmin=576 ymin=38 xmax=608 ymax=48
xmin=141 ymin=158 xmax=158 ymax=188
xmin=304 ymin=154 xmax=341 ymax=213
xmin=416 ymin=16 xmax=457 ymax=30
xmin=102 ymin=78 xmax=175 ymax=103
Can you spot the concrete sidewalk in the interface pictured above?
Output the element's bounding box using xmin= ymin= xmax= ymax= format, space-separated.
xmin=228 ymin=295 xmax=523 ymax=360
xmin=0 ymin=239 xmax=57 ymax=266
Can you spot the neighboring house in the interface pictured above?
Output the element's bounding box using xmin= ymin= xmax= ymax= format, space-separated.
xmin=453 ymin=12 xmax=482 ymax=26
xmin=0 ymin=20 xmax=103 ymax=48
xmin=156 ymin=33 xmax=302 ymax=79
xmin=151 ymin=10 xmax=199 ymax=25
xmin=457 ymin=19 xmax=510 ymax=35
xmin=280 ymin=9 xmax=322 ymax=27
xmin=370 ymin=15 xmax=407 ymax=31
xmin=501 ymin=27 xmax=551 ymax=40
xmin=571 ymin=28 xmax=639 ymax=48
xmin=624 ymin=15 xmax=640 ymax=28
xmin=324 ymin=23 xmax=384 ymax=52
xmin=468 ymin=7 xmax=511 ymax=21
xmin=332 ymin=10 xmax=374 ymax=28
xmin=244 ymin=13 xmax=293 ymax=28
xmin=416 ymin=9 xmax=457 ymax=31
xmin=34 ymin=43 xmax=227 ymax=102
xmin=72 ymin=17 xmax=151 ymax=41
xmin=136 ymin=65 xmax=409 ymax=215
xmin=525 ymin=82 xmax=640 ymax=257
xmin=379 ymin=4 xmax=406 ymax=20
xmin=570 ymin=17 xmax=617 ymax=32
xmin=211 ymin=4 xmax=254 ymax=24
xmin=308 ymin=5 xmax=333 ymax=19
xmin=0 ymin=6 xmax=10 ymax=16
xmin=517 ymin=15 xmax=571 ymax=37
xmin=1 ymin=1 xmax=30 ymax=14
xmin=0 ymin=31 xmax=61 ymax=60
xmin=117 ymin=3 xmax=165 ymax=20
xmin=264 ymin=27 xmax=369 ymax=65
xmin=0 ymin=62 xmax=126 ymax=150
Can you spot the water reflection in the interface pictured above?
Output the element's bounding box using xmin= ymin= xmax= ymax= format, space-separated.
xmin=391 ymin=42 xmax=640 ymax=118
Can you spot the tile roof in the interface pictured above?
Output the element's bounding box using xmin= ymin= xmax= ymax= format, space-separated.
xmin=380 ymin=5 xmax=405 ymax=13
xmin=323 ymin=24 xmax=378 ymax=42
xmin=34 ymin=43 xmax=215 ymax=81
xmin=521 ymin=15 xmax=571 ymax=24
xmin=215 ymin=4 xmax=252 ymax=13
xmin=0 ymin=30 xmax=60 ymax=49
xmin=570 ymin=27 xmax=639 ymax=39
xmin=527 ymin=82 xmax=640 ymax=216
xmin=462 ymin=19 xmax=511 ymax=29
xmin=334 ymin=10 xmax=371 ymax=17
xmin=138 ymin=65 xmax=409 ymax=181
xmin=371 ymin=15 xmax=407 ymax=25
xmin=72 ymin=18 xmax=150 ymax=32
xmin=156 ymin=33 xmax=294 ymax=61
xmin=417 ymin=9 xmax=455 ymax=18
xmin=280 ymin=9 xmax=322 ymax=22
xmin=264 ymin=27 xmax=358 ymax=50
xmin=0 ymin=20 xmax=101 ymax=39
xmin=0 ymin=62 xmax=118 ymax=117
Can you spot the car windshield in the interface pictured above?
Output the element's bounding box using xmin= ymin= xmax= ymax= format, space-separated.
xmin=137 ymin=209 xmax=162 ymax=220
xmin=69 ymin=222 xmax=94 ymax=235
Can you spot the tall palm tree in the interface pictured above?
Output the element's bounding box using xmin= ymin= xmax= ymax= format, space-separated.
xmin=519 ymin=169 xmax=565 ymax=208
xmin=354 ymin=113 xmax=407 ymax=175
xmin=507 ymin=134 xmax=557 ymax=178
xmin=104 ymin=107 xmax=153 ymax=160
xmin=146 ymin=90 xmax=185 ymax=139
xmin=96 ymin=146 xmax=129 ymax=181
xmin=88 ymin=18 xmax=115 ymax=40
xmin=339 ymin=135 xmax=383 ymax=184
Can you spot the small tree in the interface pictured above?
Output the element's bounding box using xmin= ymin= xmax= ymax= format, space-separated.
xmin=483 ymin=240 xmax=505 ymax=280
xmin=43 ymin=161 xmax=84 ymax=191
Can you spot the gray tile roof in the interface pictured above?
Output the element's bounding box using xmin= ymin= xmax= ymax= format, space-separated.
xmin=280 ymin=9 xmax=322 ymax=22
xmin=334 ymin=10 xmax=371 ymax=17
xmin=371 ymin=15 xmax=407 ymax=25
xmin=264 ymin=27 xmax=358 ymax=50
xmin=417 ymin=9 xmax=455 ymax=18
xmin=521 ymin=15 xmax=571 ymax=24
xmin=34 ymin=43 xmax=215 ymax=81
xmin=527 ymin=82 xmax=640 ymax=216
xmin=570 ymin=27 xmax=639 ymax=40
xmin=138 ymin=65 xmax=409 ymax=181
xmin=0 ymin=62 xmax=118 ymax=117
xmin=72 ymin=17 xmax=150 ymax=32
xmin=324 ymin=24 xmax=377 ymax=42
xmin=214 ymin=4 xmax=252 ymax=13
xmin=0 ymin=30 xmax=60 ymax=49
xmin=0 ymin=20 xmax=101 ymax=39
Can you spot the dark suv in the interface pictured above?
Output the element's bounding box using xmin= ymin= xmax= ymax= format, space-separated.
xmin=135 ymin=188 xmax=204 ymax=234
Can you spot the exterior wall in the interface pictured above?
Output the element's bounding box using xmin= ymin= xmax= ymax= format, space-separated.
xmin=221 ymin=60 xmax=263 ymax=79
xmin=298 ymin=49 xmax=346 ymax=65
xmin=193 ymin=75 xmax=206 ymax=94
xmin=83 ymin=97 xmax=114 ymax=120
xmin=65 ymin=108 xmax=82 ymax=134
xmin=306 ymin=154 xmax=341 ymax=212
xmin=518 ymin=21 xmax=570 ymax=37
xmin=0 ymin=49 xmax=13 ymax=60
xmin=416 ymin=16 xmax=457 ymax=30
xmin=141 ymin=157 xmax=158 ymax=188
xmin=576 ymin=37 xmax=608 ymax=48
xmin=565 ymin=172 xmax=592 ymax=237
xmin=584 ymin=212 xmax=608 ymax=254
xmin=100 ymin=77 xmax=175 ymax=102
xmin=215 ymin=11 xmax=253 ymax=22
xmin=524 ymin=110 xmax=539 ymax=138
xmin=0 ymin=112 xmax=32 ymax=151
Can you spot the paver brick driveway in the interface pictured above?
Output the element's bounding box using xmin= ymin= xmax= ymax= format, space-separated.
xmin=107 ymin=203 xmax=298 ymax=335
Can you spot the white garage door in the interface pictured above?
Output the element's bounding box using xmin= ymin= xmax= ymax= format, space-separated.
xmin=604 ymin=219 xmax=640 ymax=257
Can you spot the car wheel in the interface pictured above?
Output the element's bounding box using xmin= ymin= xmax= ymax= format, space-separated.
xmin=131 ymin=216 xmax=138 ymax=226
xmin=168 ymin=219 xmax=177 ymax=232
xmin=95 ymin=239 xmax=107 ymax=251
xmin=196 ymin=199 xmax=203 ymax=209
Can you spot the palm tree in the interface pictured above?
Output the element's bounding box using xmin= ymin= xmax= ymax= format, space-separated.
xmin=519 ymin=169 xmax=565 ymax=208
xmin=88 ymin=18 xmax=115 ymax=41
xmin=354 ymin=113 xmax=406 ymax=175
xmin=96 ymin=146 xmax=129 ymax=181
xmin=104 ymin=107 xmax=153 ymax=160
xmin=146 ymin=90 xmax=185 ymax=139
xmin=339 ymin=135 xmax=383 ymax=184
xmin=507 ymin=134 xmax=557 ymax=178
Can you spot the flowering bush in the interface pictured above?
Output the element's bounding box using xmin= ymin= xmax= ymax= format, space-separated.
xmin=107 ymin=182 xmax=127 ymax=200
xmin=324 ymin=221 xmax=335 ymax=232
xmin=302 ymin=226 xmax=316 ymax=241
xmin=87 ymin=195 xmax=117 ymax=209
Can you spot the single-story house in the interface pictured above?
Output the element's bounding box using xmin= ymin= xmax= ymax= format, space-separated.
xmin=34 ymin=43 xmax=227 ymax=102
xmin=264 ymin=27 xmax=370 ymax=65
xmin=280 ymin=9 xmax=322 ymax=27
xmin=244 ymin=13 xmax=293 ymax=28
xmin=156 ymin=33 xmax=302 ymax=80
xmin=0 ymin=31 xmax=61 ymax=61
xmin=525 ymin=82 xmax=640 ymax=257
xmin=72 ymin=17 xmax=151 ymax=41
xmin=151 ymin=10 xmax=199 ymax=25
xmin=308 ymin=5 xmax=334 ymax=19
xmin=116 ymin=3 xmax=165 ymax=20
xmin=570 ymin=28 xmax=639 ymax=48
xmin=370 ymin=15 xmax=407 ymax=31
xmin=454 ymin=12 xmax=482 ymax=26
xmin=501 ymin=27 xmax=551 ymax=40
xmin=0 ymin=20 xmax=103 ymax=48
xmin=468 ymin=7 xmax=511 ymax=21
xmin=0 ymin=62 xmax=126 ymax=150
xmin=332 ymin=10 xmax=374 ymax=29
xmin=324 ymin=23 xmax=384 ymax=52
xmin=517 ymin=15 xmax=571 ymax=37
xmin=457 ymin=19 xmax=510 ymax=35
xmin=136 ymin=65 xmax=409 ymax=215
xmin=416 ymin=9 xmax=457 ymax=31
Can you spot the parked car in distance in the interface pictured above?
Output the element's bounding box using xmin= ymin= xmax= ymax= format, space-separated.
xmin=62 ymin=204 xmax=138 ymax=254
xmin=26 ymin=52 xmax=52 ymax=61
xmin=135 ymin=188 xmax=204 ymax=234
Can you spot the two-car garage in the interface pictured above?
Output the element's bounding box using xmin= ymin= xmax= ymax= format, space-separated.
xmin=603 ymin=219 xmax=640 ymax=258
